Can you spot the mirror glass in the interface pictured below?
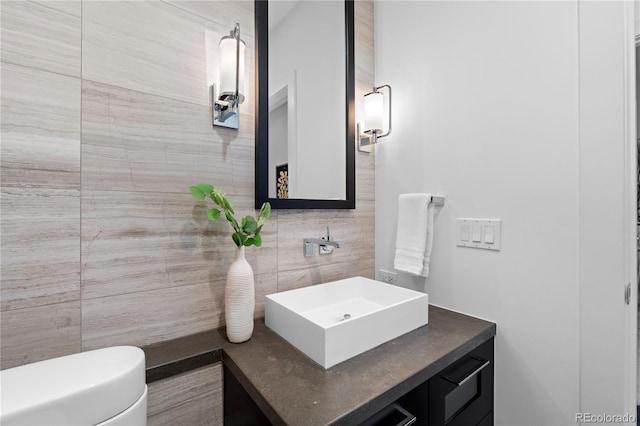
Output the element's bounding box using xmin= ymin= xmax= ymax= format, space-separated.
xmin=255 ymin=0 xmax=355 ymax=209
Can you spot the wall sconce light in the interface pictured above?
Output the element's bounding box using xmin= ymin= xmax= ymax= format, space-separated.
xmin=212 ymin=23 xmax=245 ymax=129
xmin=358 ymin=84 xmax=391 ymax=153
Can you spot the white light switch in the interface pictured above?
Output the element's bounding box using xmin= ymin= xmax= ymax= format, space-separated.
xmin=460 ymin=224 xmax=470 ymax=241
xmin=456 ymin=219 xmax=502 ymax=251
xmin=485 ymin=226 xmax=495 ymax=244
xmin=472 ymin=225 xmax=482 ymax=242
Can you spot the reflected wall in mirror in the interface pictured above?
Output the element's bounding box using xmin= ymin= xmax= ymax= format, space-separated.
xmin=255 ymin=0 xmax=355 ymax=209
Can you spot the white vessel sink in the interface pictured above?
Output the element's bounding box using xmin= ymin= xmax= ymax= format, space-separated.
xmin=265 ymin=276 xmax=429 ymax=368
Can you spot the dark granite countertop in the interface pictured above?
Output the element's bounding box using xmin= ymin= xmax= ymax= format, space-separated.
xmin=143 ymin=305 xmax=496 ymax=426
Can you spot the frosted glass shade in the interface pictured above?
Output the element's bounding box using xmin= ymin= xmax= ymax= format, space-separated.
xmin=219 ymin=36 xmax=245 ymax=104
xmin=364 ymin=91 xmax=383 ymax=133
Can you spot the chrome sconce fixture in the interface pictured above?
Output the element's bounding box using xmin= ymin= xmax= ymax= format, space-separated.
xmin=358 ymin=84 xmax=391 ymax=153
xmin=212 ymin=23 xmax=245 ymax=129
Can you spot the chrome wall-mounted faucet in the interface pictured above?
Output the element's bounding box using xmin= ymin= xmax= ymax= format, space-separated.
xmin=303 ymin=227 xmax=345 ymax=256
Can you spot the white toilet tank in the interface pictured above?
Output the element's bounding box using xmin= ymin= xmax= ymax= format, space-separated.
xmin=0 ymin=346 xmax=147 ymax=426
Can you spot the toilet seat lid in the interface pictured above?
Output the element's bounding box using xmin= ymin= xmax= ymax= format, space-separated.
xmin=1 ymin=346 xmax=146 ymax=426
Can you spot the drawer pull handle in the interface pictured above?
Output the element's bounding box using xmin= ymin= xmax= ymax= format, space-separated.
xmin=441 ymin=356 xmax=490 ymax=387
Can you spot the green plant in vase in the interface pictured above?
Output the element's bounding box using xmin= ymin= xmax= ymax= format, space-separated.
xmin=189 ymin=184 xmax=270 ymax=247
xmin=189 ymin=183 xmax=271 ymax=343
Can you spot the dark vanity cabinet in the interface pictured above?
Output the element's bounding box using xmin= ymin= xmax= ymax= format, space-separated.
xmin=390 ymin=338 xmax=494 ymax=426
xmin=224 ymin=337 xmax=494 ymax=426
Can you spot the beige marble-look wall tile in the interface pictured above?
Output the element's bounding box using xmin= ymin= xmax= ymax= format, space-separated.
xmin=81 ymin=80 xmax=253 ymax=194
xmin=0 ymin=0 xmax=374 ymax=373
xmin=0 ymin=301 xmax=81 ymax=369
xmin=1 ymin=62 xmax=81 ymax=312
xmin=163 ymin=0 xmax=254 ymax=37
xmin=355 ymin=146 xmax=376 ymax=202
xmin=254 ymin=272 xmax=277 ymax=318
xmin=354 ymin=0 xmax=376 ymax=206
xmin=355 ymin=0 xmax=374 ymax=86
xmin=1 ymin=187 xmax=80 ymax=311
xmin=82 ymin=272 xmax=274 ymax=350
xmin=276 ymin=205 xmax=375 ymax=273
xmin=355 ymin=0 xmax=376 ymax=204
xmin=0 ymin=1 xmax=81 ymax=77
xmin=148 ymin=363 xmax=222 ymax=422
xmin=82 ymin=190 xmax=277 ymax=299
xmin=82 ymin=1 xmax=254 ymax=110
xmin=82 ymin=281 xmax=224 ymax=350
xmin=1 ymin=62 xmax=81 ymax=189
xmin=277 ymin=258 xmax=375 ymax=293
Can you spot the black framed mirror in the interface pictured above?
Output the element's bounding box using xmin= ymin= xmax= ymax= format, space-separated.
xmin=255 ymin=0 xmax=355 ymax=209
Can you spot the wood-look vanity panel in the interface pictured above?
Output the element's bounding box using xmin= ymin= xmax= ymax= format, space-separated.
xmin=148 ymin=363 xmax=223 ymax=426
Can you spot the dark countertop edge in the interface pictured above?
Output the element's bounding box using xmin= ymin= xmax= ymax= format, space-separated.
xmin=143 ymin=328 xmax=227 ymax=383
xmin=145 ymin=349 xmax=222 ymax=383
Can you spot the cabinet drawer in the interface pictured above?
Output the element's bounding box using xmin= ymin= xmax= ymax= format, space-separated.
xmin=428 ymin=338 xmax=494 ymax=426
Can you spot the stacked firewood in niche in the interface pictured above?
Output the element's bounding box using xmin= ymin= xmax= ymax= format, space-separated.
xmin=276 ymin=164 xmax=288 ymax=199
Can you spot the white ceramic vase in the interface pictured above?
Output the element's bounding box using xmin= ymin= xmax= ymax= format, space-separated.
xmin=225 ymin=246 xmax=255 ymax=343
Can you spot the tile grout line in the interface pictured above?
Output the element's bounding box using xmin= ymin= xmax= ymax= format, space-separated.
xmin=0 ymin=59 xmax=80 ymax=81
xmin=80 ymin=76 xmax=221 ymax=111
xmin=81 ymin=271 xmax=278 ymax=304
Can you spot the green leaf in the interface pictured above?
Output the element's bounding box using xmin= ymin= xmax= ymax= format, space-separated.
xmin=213 ymin=193 xmax=225 ymax=208
xmin=242 ymin=216 xmax=258 ymax=234
xmin=190 ymin=184 xmax=270 ymax=249
xmin=232 ymin=232 xmax=246 ymax=247
xmin=189 ymin=186 xmax=206 ymax=199
xmin=225 ymin=210 xmax=239 ymax=230
xmin=223 ymin=197 xmax=234 ymax=214
xmin=206 ymin=208 xmax=220 ymax=221
xmin=197 ymin=184 xmax=213 ymax=195
xmin=260 ymin=202 xmax=271 ymax=220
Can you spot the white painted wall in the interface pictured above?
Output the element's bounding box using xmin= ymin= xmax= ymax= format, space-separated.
xmin=578 ymin=2 xmax=635 ymax=419
xmin=375 ymin=1 xmax=635 ymax=424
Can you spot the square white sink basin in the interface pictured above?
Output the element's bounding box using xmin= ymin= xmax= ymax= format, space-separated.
xmin=265 ymin=276 xmax=429 ymax=369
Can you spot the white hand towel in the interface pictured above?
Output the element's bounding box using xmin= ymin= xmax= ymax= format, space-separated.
xmin=393 ymin=193 xmax=434 ymax=277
